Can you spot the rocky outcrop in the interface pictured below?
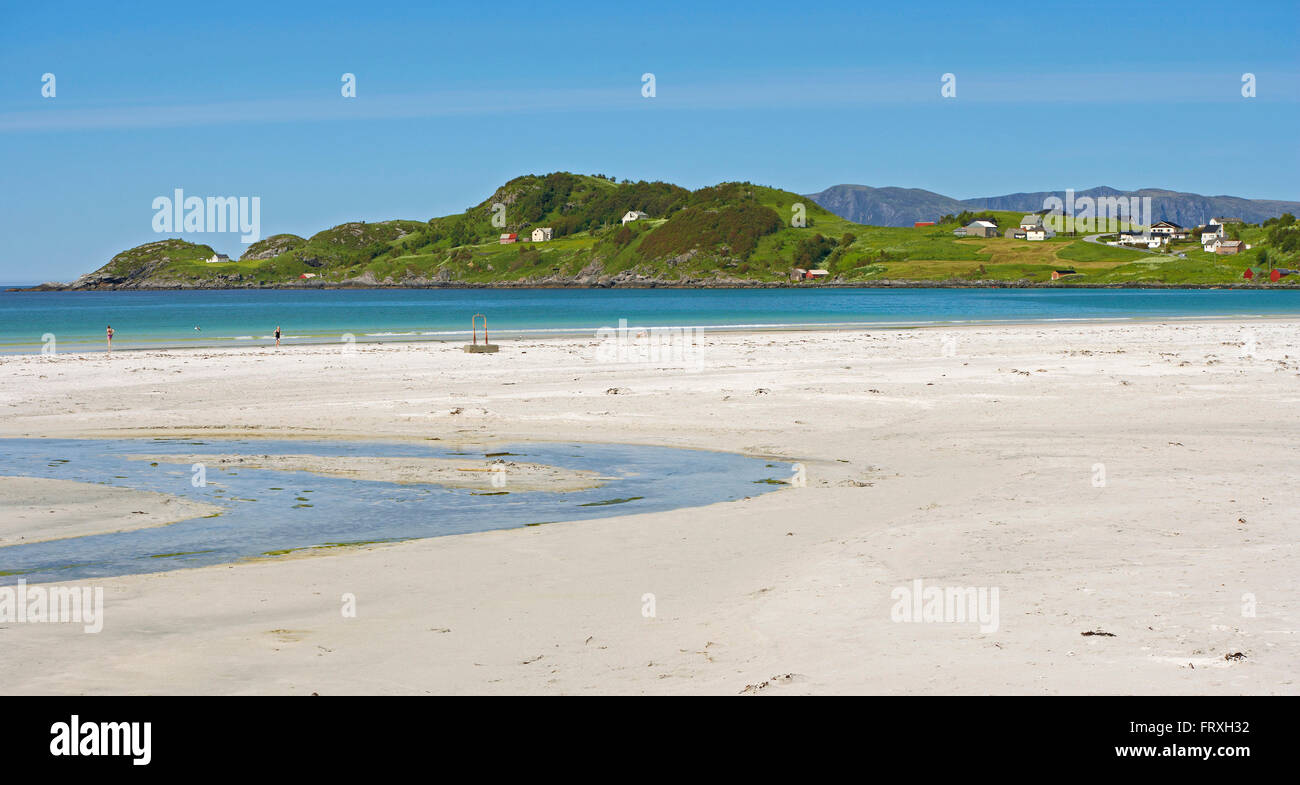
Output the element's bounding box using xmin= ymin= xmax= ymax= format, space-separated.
xmin=69 ymin=239 xmax=213 ymax=289
xmin=240 ymin=234 xmax=305 ymax=261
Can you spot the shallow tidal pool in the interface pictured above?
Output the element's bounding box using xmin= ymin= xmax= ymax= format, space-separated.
xmin=0 ymin=438 xmax=792 ymax=584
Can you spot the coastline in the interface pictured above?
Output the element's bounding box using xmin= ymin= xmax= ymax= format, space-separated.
xmin=1 ymin=319 xmax=1296 ymax=694
xmin=4 ymin=312 xmax=1300 ymax=358
xmin=13 ymin=280 xmax=1300 ymax=292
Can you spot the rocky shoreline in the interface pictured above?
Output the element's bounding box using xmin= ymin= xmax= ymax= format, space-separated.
xmin=12 ymin=278 xmax=1297 ymax=292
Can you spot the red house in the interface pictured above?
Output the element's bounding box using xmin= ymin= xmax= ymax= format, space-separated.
xmin=914 ymin=221 xmax=935 ymax=227
xmin=499 ymin=233 xmax=517 ymax=244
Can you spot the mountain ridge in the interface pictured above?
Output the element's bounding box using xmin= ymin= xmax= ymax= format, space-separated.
xmin=807 ymin=184 xmax=1300 ymax=227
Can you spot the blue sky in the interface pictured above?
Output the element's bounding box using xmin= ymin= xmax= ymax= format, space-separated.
xmin=2 ymin=0 xmax=1297 ymax=282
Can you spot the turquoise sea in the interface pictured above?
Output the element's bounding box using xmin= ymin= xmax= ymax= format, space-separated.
xmin=3 ymin=287 xmax=1300 ymax=353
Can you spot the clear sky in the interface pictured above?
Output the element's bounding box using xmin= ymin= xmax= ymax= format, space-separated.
xmin=2 ymin=0 xmax=1297 ymax=282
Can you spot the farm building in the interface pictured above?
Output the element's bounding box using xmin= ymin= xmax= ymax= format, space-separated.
xmin=621 ymin=210 xmax=649 ymax=225
xmin=499 ymin=233 xmax=518 ymax=244
xmin=531 ymin=227 xmax=553 ymax=242
xmin=964 ymin=220 xmax=999 ymax=238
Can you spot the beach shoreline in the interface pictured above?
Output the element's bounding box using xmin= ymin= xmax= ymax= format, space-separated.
xmin=6 ymin=312 xmax=1300 ymax=358
xmin=1 ymin=319 xmax=1296 ymax=694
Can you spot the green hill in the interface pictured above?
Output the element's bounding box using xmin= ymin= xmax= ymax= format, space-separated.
xmin=62 ymin=173 xmax=1300 ymax=289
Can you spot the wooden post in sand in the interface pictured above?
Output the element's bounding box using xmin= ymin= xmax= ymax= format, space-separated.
xmin=463 ymin=314 xmax=499 ymax=353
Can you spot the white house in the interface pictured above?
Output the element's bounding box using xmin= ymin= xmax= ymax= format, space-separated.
xmin=621 ymin=210 xmax=649 ymax=225
xmin=1200 ymin=225 xmax=1226 ymax=249
xmin=1019 ymin=214 xmax=1044 ymax=231
xmin=1118 ymin=232 xmax=1165 ymax=249
xmin=1149 ymin=220 xmax=1183 ymax=236
xmin=206 ymin=253 xmax=231 ymax=264
xmin=1025 ymin=227 xmax=1056 ymax=241
xmin=531 ymin=227 xmax=553 ymax=242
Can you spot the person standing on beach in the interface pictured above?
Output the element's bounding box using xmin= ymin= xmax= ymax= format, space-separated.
xmin=274 ymin=326 xmax=281 ymax=348
xmin=106 ymin=325 xmax=114 ymax=352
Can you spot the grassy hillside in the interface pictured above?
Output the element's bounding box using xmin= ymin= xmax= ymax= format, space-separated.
xmin=68 ymin=174 xmax=1300 ymax=288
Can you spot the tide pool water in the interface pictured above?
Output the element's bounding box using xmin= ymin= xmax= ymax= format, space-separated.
xmin=3 ymin=288 xmax=1300 ymax=353
xmin=0 ymin=438 xmax=792 ymax=584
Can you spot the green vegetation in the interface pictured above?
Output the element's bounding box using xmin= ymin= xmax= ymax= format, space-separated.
xmin=69 ymin=175 xmax=1300 ymax=288
xmin=938 ymin=210 xmax=1001 ymax=226
xmin=83 ymin=238 xmax=217 ymax=285
xmin=638 ymin=203 xmax=783 ymax=261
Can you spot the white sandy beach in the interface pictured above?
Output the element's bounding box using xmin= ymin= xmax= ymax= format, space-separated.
xmin=0 ymin=320 xmax=1296 ymax=694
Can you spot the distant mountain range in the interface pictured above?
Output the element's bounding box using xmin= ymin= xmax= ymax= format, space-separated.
xmin=806 ymin=185 xmax=1300 ymax=228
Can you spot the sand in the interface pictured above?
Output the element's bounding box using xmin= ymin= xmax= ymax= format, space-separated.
xmin=0 ymin=319 xmax=1296 ymax=694
xmin=125 ymin=453 xmax=606 ymax=492
xmin=0 ymin=476 xmax=222 ymax=546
